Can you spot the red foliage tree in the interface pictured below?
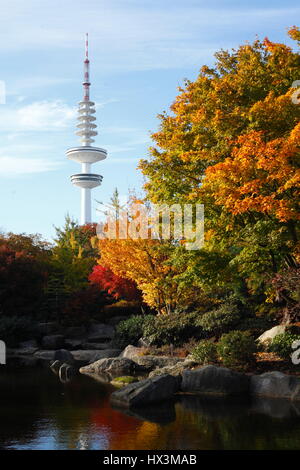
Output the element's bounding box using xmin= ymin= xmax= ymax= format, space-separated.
xmin=89 ymin=265 xmax=142 ymax=301
xmin=0 ymin=244 xmax=47 ymax=316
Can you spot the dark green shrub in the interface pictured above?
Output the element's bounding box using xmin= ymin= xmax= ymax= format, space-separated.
xmin=0 ymin=315 xmax=38 ymax=347
xmin=217 ymin=330 xmax=258 ymax=367
xmin=115 ymin=315 xmax=154 ymax=348
xmin=142 ymin=312 xmax=203 ymax=347
xmin=101 ymin=300 xmax=143 ymax=320
xmin=196 ymin=302 xmax=241 ymax=337
xmin=268 ymin=332 xmax=300 ymax=360
xmin=236 ymin=316 xmax=275 ymax=336
xmin=191 ymin=340 xmax=217 ymax=364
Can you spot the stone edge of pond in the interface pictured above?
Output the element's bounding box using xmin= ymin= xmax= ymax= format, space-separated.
xmin=6 ymin=346 xmax=300 ymax=405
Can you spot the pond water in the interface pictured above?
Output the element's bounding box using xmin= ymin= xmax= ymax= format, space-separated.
xmin=0 ymin=367 xmax=300 ymax=450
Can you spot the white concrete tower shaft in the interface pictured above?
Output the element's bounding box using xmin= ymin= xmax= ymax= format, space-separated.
xmin=66 ymin=34 xmax=107 ymax=225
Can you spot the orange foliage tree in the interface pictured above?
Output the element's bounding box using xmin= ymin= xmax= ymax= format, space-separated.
xmin=139 ymin=28 xmax=300 ymax=301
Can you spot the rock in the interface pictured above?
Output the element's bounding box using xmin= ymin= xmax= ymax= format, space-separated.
xmin=110 ymin=374 xmax=180 ymax=408
xmin=71 ymin=349 xmax=122 ymax=365
xmin=120 ymin=345 xmax=142 ymax=360
xmin=87 ymin=323 xmax=115 ymax=342
xmin=80 ymin=357 xmax=144 ymax=376
xmin=149 ymin=359 xmax=196 ymax=378
xmin=250 ymin=371 xmax=300 ymax=401
xmin=63 ymin=326 xmax=86 ymax=338
xmin=42 ymin=335 xmax=65 ymax=350
xmin=38 ymin=322 xmax=60 ymax=335
xmin=33 ymin=350 xmax=56 ymax=362
xmin=120 ymin=345 xmax=185 ymax=371
xmin=257 ymin=325 xmax=286 ymax=345
xmin=53 ymin=349 xmax=74 ymax=364
xmin=137 ymin=337 xmax=151 ymax=348
xmin=181 ymin=365 xmax=250 ymax=396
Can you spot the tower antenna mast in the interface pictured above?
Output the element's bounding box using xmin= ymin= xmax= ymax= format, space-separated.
xmin=66 ymin=34 xmax=107 ymax=225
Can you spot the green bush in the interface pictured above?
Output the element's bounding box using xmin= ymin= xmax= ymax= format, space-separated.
xmin=236 ymin=316 xmax=275 ymax=336
xmin=268 ymin=332 xmax=300 ymax=360
xmin=0 ymin=315 xmax=38 ymax=347
xmin=142 ymin=312 xmax=203 ymax=347
xmin=191 ymin=340 xmax=217 ymax=364
xmin=115 ymin=315 xmax=154 ymax=348
xmin=196 ymin=302 xmax=241 ymax=337
xmin=217 ymin=330 xmax=258 ymax=367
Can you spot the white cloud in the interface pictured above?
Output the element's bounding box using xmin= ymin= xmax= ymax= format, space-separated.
xmin=0 ymin=156 xmax=62 ymax=176
xmin=0 ymin=100 xmax=76 ymax=133
xmin=0 ymin=2 xmax=298 ymax=71
xmin=16 ymin=100 xmax=75 ymax=131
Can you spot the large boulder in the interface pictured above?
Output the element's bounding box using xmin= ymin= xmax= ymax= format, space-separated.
xmin=148 ymin=359 xmax=196 ymax=378
xmin=87 ymin=323 xmax=115 ymax=342
xmin=80 ymin=357 xmax=144 ymax=376
xmin=120 ymin=345 xmax=142 ymax=360
xmin=250 ymin=371 xmax=300 ymax=401
xmin=257 ymin=325 xmax=286 ymax=345
xmin=42 ymin=335 xmax=65 ymax=350
xmin=72 ymin=349 xmax=121 ymax=365
xmin=181 ymin=365 xmax=250 ymax=396
xmin=120 ymin=345 xmax=185 ymax=371
xmin=110 ymin=374 xmax=180 ymax=408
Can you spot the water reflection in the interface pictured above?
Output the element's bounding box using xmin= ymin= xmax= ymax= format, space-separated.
xmin=0 ymin=368 xmax=300 ymax=450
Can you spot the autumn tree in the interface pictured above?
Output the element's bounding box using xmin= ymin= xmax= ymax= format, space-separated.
xmin=139 ymin=28 xmax=300 ymax=305
xmin=50 ymin=216 xmax=98 ymax=294
xmin=0 ymin=244 xmax=47 ymax=317
xmin=89 ymin=265 xmax=142 ymax=301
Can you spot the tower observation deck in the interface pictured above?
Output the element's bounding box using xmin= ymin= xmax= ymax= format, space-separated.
xmin=66 ymin=33 xmax=107 ymax=224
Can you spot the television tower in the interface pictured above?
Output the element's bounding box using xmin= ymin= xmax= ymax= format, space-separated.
xmin=66 ymin=33 xmax=107 ymax=224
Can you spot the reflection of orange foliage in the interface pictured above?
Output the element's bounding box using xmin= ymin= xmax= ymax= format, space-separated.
xmin=90 ymin=398 xmax=142 ymax=448
xmin=90 ymin=401 xmax=171 ymax=450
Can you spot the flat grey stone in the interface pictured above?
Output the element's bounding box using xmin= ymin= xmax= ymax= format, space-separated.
xmin=181 ymin=365 xmax=250 ymax=396
xmin=250 ymin=371 xmax=300 ymax=401
xmin=110 ymin=374 xmax=180 ymax=408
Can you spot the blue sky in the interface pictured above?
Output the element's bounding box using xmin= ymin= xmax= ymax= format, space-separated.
xmin=0 ymin=0 xmax=299 ymax=241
